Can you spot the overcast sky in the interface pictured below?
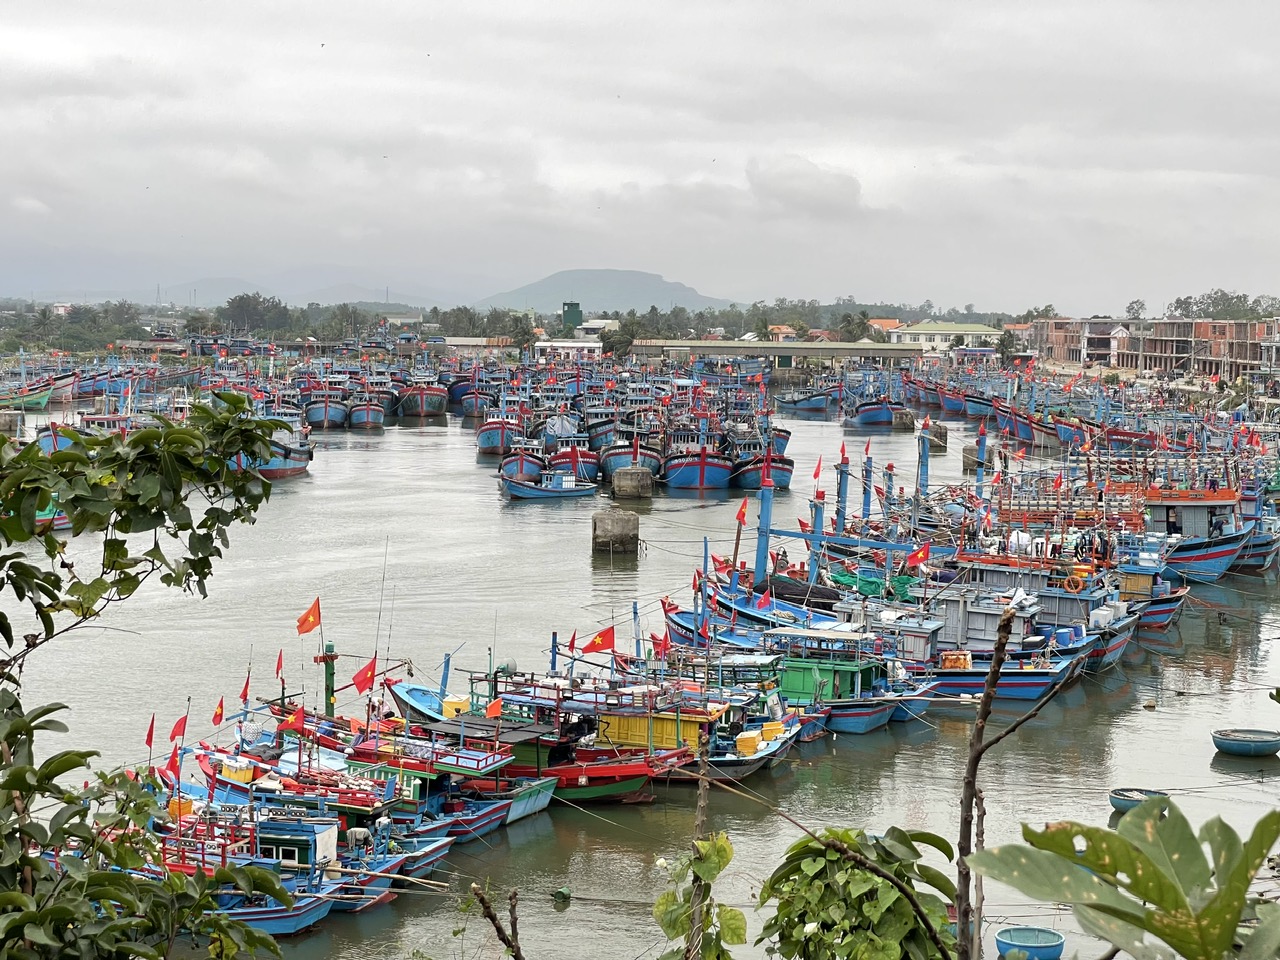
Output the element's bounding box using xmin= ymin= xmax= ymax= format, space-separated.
xmin=3 ymin=1 xmax=1278 ymax=314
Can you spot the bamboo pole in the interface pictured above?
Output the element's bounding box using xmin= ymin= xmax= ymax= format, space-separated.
xmin=323 ymin=864 xmax=450 ymax=889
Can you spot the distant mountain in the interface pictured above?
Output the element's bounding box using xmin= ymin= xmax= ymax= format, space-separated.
xmin=474 ymin=269 xmax=737 ymax=313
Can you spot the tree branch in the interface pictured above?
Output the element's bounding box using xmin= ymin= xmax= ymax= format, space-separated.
xmin=470 ymin=884 xmax=526 ymax=960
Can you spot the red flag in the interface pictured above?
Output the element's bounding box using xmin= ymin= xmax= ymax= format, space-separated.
xmin=568 ymin=630 xmax=577 ymax=654
xmin=864 ymin=439 xmax=871 ymax=457
xmin=239 ymin=671 xmax=251 ymax=703
xmin=812 ymin=456 xmax=822 ymax=481
xmin=905 ymin=542 xmax=931 ymax=566
xmin=144 ymin=713 xmax=155 ymax=750
xmin=581 ymin=626 xmax=616 ymax=653
xmin=485 ymin=697 xmax=504 ymax=719
xmin=352 ymin=655 xmax=378 ymax=695
xmin=1053 ymin=472 xmax=1063 ymax=491
xmin=278 ymin=706 xmax=306 ymax=733
xmin=169 ymin=715 xmax=187 ymax=742
xmin=992 ymin=470 xmax=1003 ymax=484
xmin=275 ymin=649 xmax=284 ymax=679
xmin=654 ymin=630 xmax=671 ymax=659
xmin=922 ymin=416 xmax=931 ymax=430
xmin=1012 ymin=448 xmax=1026 ymax=460
xmin=163 ymin=744 xmax=181 ymax=781
xmin=840 ymin=441 xmax=847 ymax=461
xmin=755 ymin=588 xmax=771 ymax=610
xmin=699 ymin=618 xmax=711 ymax=641
xmin=211 ymin=697 xmax=224 ymax=727
xmin=296 ymin=597 xmax=322 ymax=635
xmin=735 ymin=497 xmax=748 ymax=526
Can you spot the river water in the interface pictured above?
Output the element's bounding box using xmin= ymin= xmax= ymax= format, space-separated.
xmin=12 ymin=411 xmax=1280 ymax=959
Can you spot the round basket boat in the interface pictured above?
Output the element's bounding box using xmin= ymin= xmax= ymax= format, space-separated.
xmin=1211 ymin=728 xmax=1280 ymax=758
xmin=1108 ymin=787 xmax=1169 ymax=813
xmin=995 ymin=926 xmax=1065 ymax=960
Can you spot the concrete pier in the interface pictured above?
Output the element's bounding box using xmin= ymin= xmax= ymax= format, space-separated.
xmin=891 ymin=409 xmax=916 ymax=431
xmin=962 ymin=442 xmax=995 ymax=472
xmin=926 ymin=420 xmax=948 ymax=451
xmin=592 ymin=507 xmax=640 ymax=555
xmin=611 ymin=466 xmax=653 ymax=499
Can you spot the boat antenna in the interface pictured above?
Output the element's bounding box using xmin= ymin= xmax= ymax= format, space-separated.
xmin=373 ymin=537 xmax=390 ymax=648
xmin=384 ymin=585 xmax=396 ymax=667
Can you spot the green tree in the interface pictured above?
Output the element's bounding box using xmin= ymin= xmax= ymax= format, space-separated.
xmin=995 ymin=329 xmax=1018 ymax=362
xmin=950 ymin=334 xmax=965 ymax=349
xmin=31 ymin=306 xmax=57 ymax=341
xmin=1125 ymin=299 xmax=1146 ymax=322
xmin=0 ymin=393 xmax=286 ymax=957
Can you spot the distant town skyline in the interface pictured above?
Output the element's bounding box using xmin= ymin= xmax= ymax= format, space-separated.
xmin=3 ymin=2 xmax=1278 ymax=318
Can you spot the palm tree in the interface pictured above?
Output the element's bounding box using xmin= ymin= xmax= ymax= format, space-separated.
xmin=31 ymin=306 xmax=56 ymax=341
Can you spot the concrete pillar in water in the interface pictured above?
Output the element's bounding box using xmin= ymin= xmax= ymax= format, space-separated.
xmin=962 ymin=442 xmax=995 ymax=473
xmin=592 ymin=507 xmax=640 ymax=555
xmin=611 ymin=466 xmax=653 ymax=499
xmin=891 ymin=409 xmax=916 ymax=431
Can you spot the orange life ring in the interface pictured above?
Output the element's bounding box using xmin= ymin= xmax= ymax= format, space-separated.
xmin=1064 ymin=576 xmax=1085 ymax=593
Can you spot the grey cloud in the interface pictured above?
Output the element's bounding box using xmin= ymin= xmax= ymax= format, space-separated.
xmin=2 ymin=0 xmax=1279 ymax=314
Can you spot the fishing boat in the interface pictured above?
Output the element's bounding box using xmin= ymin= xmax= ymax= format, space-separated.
xmin=774 ymin=390 xmax=830 ymax=413
xmin=499 ymin=471 xmax=599 ymax=500
xmin=847 ymin=397 xmax=906 ymax=427
xmin=476 ymin=414 xmax=523 ymax=454
xmin=1211 ymin=728 xmax=1280 ymax=757
xmin=547 ymin=435 xmax=601 ymax=482
xmin=1108 ymin=787 xmax=1168 ymax=813
xmin=499 ymin=440 xmax=549 ymax=481
xmin=396 ymin=382 xmax=449 ymax=417
xmin=663 ymin=445 xmax=734 ymax=490
xmin=347 ymin=392 xmax=387 ymax=429
xmin=303 ymin=391 xmax=348 ymax=429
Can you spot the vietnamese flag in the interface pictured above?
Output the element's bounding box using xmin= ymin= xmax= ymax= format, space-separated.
xmin=905 ymin=543 xmax=931 ymax=566
xmin=352 ymin=655 xmax=378 ymax=694
xmin=812 ymin=455 xmax=822 ymax=481
xmin=567 ymin=630 xmax=577 ymax=654
xmin=485 ymin=697 xmax=504 ymax=718
xmin=211 ymin=697 xmax=225 ymax=727
xmin=654 ymin=630 xmax=671 ymax=659
xmin=735 ymin=497 xmax=748 ymax=526
xmin=144 ymin=713 xmax=155 ymax=750
xmin=1012 ymin=448 xmax=1026 ymax=460
xmin=275 ymin=649 xmax=284 ymax=680
xmin=864 ymin=439 xmax=871 ymax=457
xmin=163 ymin=744 xmax=181 ymax=781
xmin=581 ymin=626 xmax=616 ymax=654
xmin=1053 ymin=472 xmax=1063 ymax=491
xmin=755 ymin=588 xmax=771 ymax=610
xmin=278 ymin=706 xmax=306 ymax=734
xmin=169 ymin=715 xmax=187 ymax=742
xmin=297 ymin=597 xmax=322 ymax=635
xmin=239 ymin=671 xmax=251 ymax=703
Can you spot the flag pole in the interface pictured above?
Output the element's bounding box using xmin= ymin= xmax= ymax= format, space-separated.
xmin=175 ymin=695 xmax=191 ymax=836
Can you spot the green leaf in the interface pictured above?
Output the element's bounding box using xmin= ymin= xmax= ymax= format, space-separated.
xmin=967 ymin=844 xmax=1139 ymax=917
xmin=653 ymin=889 xmax=688 ymax=940
xmin=717 ymin=904 xmax=747 ymax=945
xmin=1239 ymin=901 xmax=1280 ymax=960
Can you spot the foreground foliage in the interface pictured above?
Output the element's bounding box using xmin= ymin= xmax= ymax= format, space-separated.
xmin=0 ymin=399 xmax=285 ymax=956
xmin=0 ymin=392 xmax=277 ymax=667
xmin=757 ymin=827 xmax=957 ymax=960
xmin=653 ymin=831 xmax=748 ymax=960
xmin=0 ymin=681 xmax=290 ymax=958
xmin=969 ymin=797 xmax=1280 ymax=960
